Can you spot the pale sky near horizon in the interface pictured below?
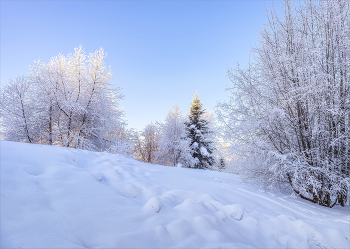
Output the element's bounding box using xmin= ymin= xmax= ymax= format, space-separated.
xmin=1 ymin=0 xmax=282 ymax=131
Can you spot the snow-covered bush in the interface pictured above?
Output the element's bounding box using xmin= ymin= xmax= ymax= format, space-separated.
xmin=216 ymin=0 xmax=350 ymax=207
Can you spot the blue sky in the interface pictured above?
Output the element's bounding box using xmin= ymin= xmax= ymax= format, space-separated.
xmin=1 ymin=1 xmax=281 ymax=131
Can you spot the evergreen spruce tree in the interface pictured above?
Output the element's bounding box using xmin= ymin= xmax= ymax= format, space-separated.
xmin=185 ymin=93 xmax=215 ymax=169
xmin=218 ymin=157 xmax=225 ymax=172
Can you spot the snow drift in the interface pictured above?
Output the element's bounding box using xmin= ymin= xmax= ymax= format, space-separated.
xmin=1 ymin=141 xmax=349 ymax=248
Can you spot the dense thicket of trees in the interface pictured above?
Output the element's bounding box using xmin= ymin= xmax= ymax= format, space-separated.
xmin=1 ymin=46 xmax=126 ymax=152
xmin=216 ymin=0 xmax=349 ymax=207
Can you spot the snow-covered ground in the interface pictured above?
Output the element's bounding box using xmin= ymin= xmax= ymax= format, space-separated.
xmin=1 ymin=141 xmax=349 ymax=248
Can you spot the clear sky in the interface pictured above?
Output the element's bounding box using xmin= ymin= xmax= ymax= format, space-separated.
xmin=1 ymin=0 xmax=281 ymax=131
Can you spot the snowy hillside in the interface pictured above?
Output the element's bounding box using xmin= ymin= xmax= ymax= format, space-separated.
xmin=1 ymin=141 xmax=349 ymax=248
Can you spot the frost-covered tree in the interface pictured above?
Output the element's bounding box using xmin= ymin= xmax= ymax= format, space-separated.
xmin=107 ymin=126 xmax=138 ymax=157
xmin=185 ymin=93 xmax=215 ymax=169
xmin=134 ymin=123 xmax=160 ymax=163
xmin=203 ymin=109 xmax=228 ymax=171
xmin=1 ymin=76 xmax=36 ymax=143
xmin=1 ymin=46 xmax=126 ymax=152
xmin=29 ymin=46 xmax=125 ymax=150
xmin=211 ymin=138 xmax=236 ymax=173
xmin=216 ymin=0 xmax=349 ymax=207
xmin=157 ymin=105 xmax=194 ymax=167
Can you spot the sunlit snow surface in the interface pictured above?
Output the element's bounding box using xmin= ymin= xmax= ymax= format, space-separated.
xmin=1 ymin=141 xmax=349 ymax=248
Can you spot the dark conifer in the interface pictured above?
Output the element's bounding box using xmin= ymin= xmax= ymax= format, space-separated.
xmin=218 ymin=157 xmax=225 ymax=172
xmin=185 ymin=93 xmax=215 ymax=169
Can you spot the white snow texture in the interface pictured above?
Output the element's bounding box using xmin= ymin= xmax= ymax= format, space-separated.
xmin=1 ymin=141 xmax=349 ymax=248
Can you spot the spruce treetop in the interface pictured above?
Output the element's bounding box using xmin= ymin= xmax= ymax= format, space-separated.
xmin=190 ymin=93 xmax=204 ymax=117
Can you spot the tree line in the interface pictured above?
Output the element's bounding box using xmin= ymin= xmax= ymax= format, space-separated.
xmin=0 ymin=56 xmax=221 ymax=169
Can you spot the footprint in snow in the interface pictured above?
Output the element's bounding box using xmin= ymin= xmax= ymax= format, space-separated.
xmin=144 ymin=196 xmax=162 ymax=213
xmin=221 ymin=204 xmax=245 ymax=221
xmin=91 ymin=172 xmax=105 ymax=182
xmin=215 ymin=210 xmax=226 ymax=222
xmin=22 ymin=166 xmax=43 ymax=176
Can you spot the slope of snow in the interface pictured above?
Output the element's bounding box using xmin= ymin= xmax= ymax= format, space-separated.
xmin=1 ymin=141 xmax=349 ymax=248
